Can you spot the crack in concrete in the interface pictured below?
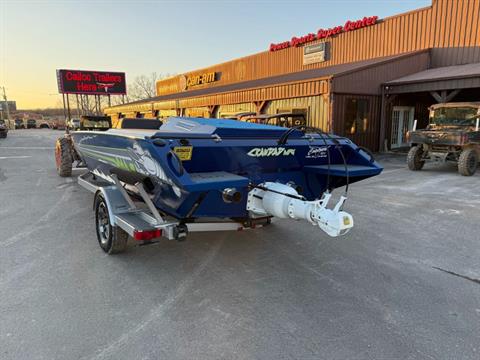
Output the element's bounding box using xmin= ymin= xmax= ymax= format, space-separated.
xmin=433 ymin=266 xmax=480 ymax=285
xmin=0 ymin=168 xmax=6 ymax=182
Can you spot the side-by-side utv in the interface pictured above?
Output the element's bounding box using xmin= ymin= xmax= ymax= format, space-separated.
xmin=407 ymin=102 xmax=480 ymax=176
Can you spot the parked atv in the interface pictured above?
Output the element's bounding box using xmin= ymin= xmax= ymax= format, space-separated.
xmin=407 ymin=102 xmax=480 ymax=176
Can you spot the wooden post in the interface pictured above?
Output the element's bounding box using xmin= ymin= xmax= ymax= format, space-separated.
xmin=379 ymin=87 xmax=397 ymax=152
xmin=254 ymin=100 xmax=268 ymax=114
xmin=379 ymin=86 xmax=387 ymax=152
xmin=207 ymin=105 xmax=218 ymax=118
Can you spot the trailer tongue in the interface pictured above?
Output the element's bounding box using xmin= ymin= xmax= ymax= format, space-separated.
xmin=56 ymin=116 xmax=382 ymax=254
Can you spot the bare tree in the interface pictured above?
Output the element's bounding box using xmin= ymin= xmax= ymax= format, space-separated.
xmin=125 ymin=72 xmax=175 ymax=103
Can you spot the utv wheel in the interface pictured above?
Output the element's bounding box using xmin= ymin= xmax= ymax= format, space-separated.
xmin=95 ymin=194 xmax=128 ymax=254
xmin=407 ymin=146 xmax=425 ymax=171
xmin=55 ymin=137 xmax=73 ymax=177
xmin=458 ymin=149 xmax=478 ymax=176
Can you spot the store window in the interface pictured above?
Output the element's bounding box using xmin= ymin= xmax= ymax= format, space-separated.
xmin=344 ymin=98 xmax=369 ymax=134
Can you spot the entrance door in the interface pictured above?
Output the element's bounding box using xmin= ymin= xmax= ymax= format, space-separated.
xmin=391 ymin=106 xmax=414 ymax=148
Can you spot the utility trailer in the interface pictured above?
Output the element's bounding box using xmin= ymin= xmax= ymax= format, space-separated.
xmin=78 ymin=171 xmax=271 ymax=253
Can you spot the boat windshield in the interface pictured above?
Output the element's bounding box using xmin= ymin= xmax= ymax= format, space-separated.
xmin=430 ymin=106 xmax=479 ymax=126
xmin=82 ymin=118 xmax=110 ymax=129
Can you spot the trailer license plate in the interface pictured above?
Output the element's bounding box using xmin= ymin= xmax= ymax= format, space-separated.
xmin=173 ymin=146 xmax=193 ymax=161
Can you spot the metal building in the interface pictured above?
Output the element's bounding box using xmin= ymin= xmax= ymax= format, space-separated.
xmin=105 ymin=0 xmax=480 ymax=151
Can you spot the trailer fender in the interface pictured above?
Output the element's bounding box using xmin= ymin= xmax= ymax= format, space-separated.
xmin=93 ymin=187 xmax=131 ymax=228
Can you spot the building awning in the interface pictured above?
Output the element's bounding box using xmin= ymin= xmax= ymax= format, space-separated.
xmin=384 ymin=63 xmax=480 ymax=94
xmin=112 ymin=51 xmax=428 ymax=109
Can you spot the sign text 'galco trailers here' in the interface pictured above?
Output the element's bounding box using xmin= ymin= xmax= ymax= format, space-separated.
xmin=56 ymin=69 xmax=127 ymax=95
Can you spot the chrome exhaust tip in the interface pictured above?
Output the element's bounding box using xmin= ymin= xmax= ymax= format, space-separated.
xmin=222 ymin=188 xmax=242 ymax=203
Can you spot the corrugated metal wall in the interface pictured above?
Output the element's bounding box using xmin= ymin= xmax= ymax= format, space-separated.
xmin=185 ymin=107 xmax=210 ymax=118
xmin=155 ymin=79 xmax=329 ymax=110
xmin=157 ymin=109 xmax=178 ymax=118
xmin=217 ymin=103 xmax=256 ymax=118
xmin=264 ymin=96 xmax=329 ymax=131
xmin=332 ymin=51 xmax=430 ymax=94
xmin=107 ymin=0 xmax=480 ymax=117
xmin=333 ymin=94 xmax=381 ymax=151
xmin=106 ymin=79 xmax=330 ymax=118
xmin=104 ymin=0 xmax=480 ymax=150
xmin=430 ymin=0 xmax=480 ymax=66
xmin=155 ymin=0 xmax=480 ymax=97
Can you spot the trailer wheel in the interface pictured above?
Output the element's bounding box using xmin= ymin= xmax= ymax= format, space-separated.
xmin=95 ymin=194 xmax=128 ymax=254
xmin=458 ymin=149 xmax=478 ymax=176
xmin=55 ymin=137 xmax=73 ymax=177
xmin=407 ymin=146 xmax=425 ymax=171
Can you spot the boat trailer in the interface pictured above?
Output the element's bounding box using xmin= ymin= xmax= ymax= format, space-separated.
xmin=78 ymin=170 xmax=353 ymax=254
xmin=78 ymin=171 xmax=274 ymax=253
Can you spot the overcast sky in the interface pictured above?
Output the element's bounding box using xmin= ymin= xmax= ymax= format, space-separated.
xmin=1 ymin=0 xmax=430 ymax=109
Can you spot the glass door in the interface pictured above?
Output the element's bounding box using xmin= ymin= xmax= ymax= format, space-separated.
xmin=391 ymin=106 xmax=414 ymax=148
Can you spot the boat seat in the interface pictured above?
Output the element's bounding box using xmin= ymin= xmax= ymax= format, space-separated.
xmin=120 ymin=118 xmax=162 ymax=129
xmin=303 ymin=164 xmax=380 ymax=177
xmin=188 ymin=171 xmax=249 ymax=191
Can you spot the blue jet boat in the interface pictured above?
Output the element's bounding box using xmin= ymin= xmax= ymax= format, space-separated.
xmin=65 ymin=117 xmax=382 ymax=241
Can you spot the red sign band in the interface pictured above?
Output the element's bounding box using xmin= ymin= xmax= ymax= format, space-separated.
xmin=270 ymin=16 xmax=378 ymax=52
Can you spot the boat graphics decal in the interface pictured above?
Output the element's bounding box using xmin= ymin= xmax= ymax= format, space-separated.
xmin=77 ymin=142 xmax=182 ymax=197
xmin=127 ymin=143 xmax=167 ymax=180
xmin=247 ymin=147 xmax=295 ymax=157
xmin=305 ymin=146 xmax=329 ymax=159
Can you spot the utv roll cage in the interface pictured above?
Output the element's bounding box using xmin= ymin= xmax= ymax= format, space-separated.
xmin=243 ymin=112 xmax=307 ymax=128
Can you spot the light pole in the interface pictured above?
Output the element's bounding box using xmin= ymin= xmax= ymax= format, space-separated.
xmin=1 ymin=86 xmax=12 ymax=129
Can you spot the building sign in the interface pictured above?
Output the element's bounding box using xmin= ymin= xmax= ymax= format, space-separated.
xmin=270 ymin=16 xmax=378 ymax=52
xmin=57 ymin=69 xmax=127 ymax=95
xmin=303 ymin=43 xmax=328 ymax=65
xmin=180 ymin=72 xmax=218 ymax=91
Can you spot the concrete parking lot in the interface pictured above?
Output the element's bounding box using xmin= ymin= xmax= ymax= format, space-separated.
xmin=1 ymin=129 xmax=479 ymax=360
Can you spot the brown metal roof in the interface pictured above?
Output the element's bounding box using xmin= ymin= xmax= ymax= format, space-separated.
xmin=386 ymin=63 xmax=480 ymax=85
xmin=116 ymin=51 xmax=427 ymax=108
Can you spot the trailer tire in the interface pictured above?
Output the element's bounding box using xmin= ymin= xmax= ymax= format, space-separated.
xmin=95 ymin=194 xmax=128 ymax=254
xmin=458 ymin=149 xmax=478 ymax=176
xmin=407 ymin=146 xmax=424 ymax=171
xmin=55 ymin=137 xmax=73 ymax=177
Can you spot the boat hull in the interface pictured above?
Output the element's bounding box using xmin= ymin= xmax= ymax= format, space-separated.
xmin=71 ymin=118 xmax=382 ymax=220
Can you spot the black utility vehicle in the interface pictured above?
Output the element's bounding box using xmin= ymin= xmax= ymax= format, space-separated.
xmin=407 ymin=102 xmax=480 ymax=176
xmin=15 ymin=119 xmax=24 ymax=129
xmin=0 ymin=119 xmax=8 ymax=138
xmin=26 ymin=119 xmax=36 ymax=129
